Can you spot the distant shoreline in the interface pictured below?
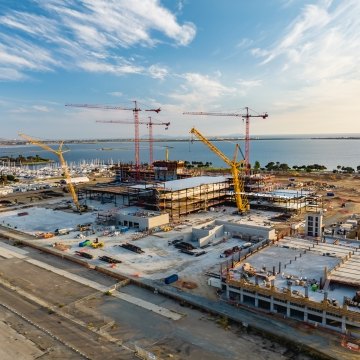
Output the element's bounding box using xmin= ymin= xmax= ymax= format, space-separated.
xmin=1 ymin=136 xmax=360 ymax=146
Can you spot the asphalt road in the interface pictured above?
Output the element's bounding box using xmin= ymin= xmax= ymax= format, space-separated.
xmin=0 ymin=285 xmax=133 ymax=360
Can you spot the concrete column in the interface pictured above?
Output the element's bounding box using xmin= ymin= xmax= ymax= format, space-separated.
xmin=304 ymin=309 xmax=308 ymax=322
xmin=270 ymin=296 xmax=274 ymax=312
xmin=322 ymin=311 xmax=326 ymax=326
xmin=240 ymin=288 xmax=244 ymax=303
xmin=286 ymin=303 xmax=291 ymax=317
xmin=254 ymin=294 xmax=259 ymax=307
xmin=226 ymin=285 xmax=230 ymax=298
xmin=287 ymin=283 xmax=292 ymax=293
xmin=341 ymin=317 xmax=347 ymax=333
xmin=324 ymin=292 xmax=328 ymax=302
xmin=305 ymin=286 xmax=309 ymax=298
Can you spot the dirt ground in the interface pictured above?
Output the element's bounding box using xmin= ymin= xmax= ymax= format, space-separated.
xmin=273 ymin=172 xmax=360 ymax=227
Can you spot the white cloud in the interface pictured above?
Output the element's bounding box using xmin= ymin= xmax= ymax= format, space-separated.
xmin=0 ymin=67 xmax=26 ymax=81
xmin=168 ymin=72 xmax=236 ymax=108
xmin=32 ymin=105 xmax=51 ymax=112
xmin=254 ymin=0 xmax=360 ymax=82
xmin=79 ymin=61 xmax=143 ymax=74
xmin=250 ymin=48 xmax=269 ymax=58
xmin=236 ymin=38 xmax=253 ymax=49
xmin=236 ymin=79 xmax=262 ymax=88
xmin=148 ymin=65 xmax=168 ymax=79
xmin=108 ymin=91 xmax=123 ymax=97
xmin=249 ymin=0 xmax=360 ymax=127
xmin=0 ymin=0 xmax=196 ymax=80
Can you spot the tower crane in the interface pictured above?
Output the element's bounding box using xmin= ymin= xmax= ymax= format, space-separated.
xmin=190 ymin=127 xmax=249 ymax=213
xmin=96 ymin=117 xmax=170 ymax=166
xmin=18 ymin=133 xmax=83 ymax=213
xmin=65 ymin=101 xmax=160 ymax=180
xmin=184 ymin=107 xmax=268 ymax=172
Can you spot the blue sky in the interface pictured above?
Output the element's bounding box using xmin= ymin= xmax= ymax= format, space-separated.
xmin=0 ymin=0 xmax=359 ymax=139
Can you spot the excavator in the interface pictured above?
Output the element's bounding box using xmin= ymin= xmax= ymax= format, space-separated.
xmin=190 ymin=127 xmax=249 ymax=213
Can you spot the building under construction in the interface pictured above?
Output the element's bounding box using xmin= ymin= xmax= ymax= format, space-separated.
xmin=81 ymin=171 xmax=316 ymax=220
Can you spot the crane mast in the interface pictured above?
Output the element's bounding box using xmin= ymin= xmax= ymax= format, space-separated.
xmin=184 ymin=107 xmax=268 ymax=172
xmin=190 ymin=127 xmax=249 ymax=213
xmin=96 ymin=118 xmax=169 ymax=166
xmin=18 ymin=133 xmax=82 ymax=213
xmin=66 ymin=101 xmax=161 ymax=180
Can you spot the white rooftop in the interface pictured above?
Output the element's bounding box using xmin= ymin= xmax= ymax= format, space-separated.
xmin=156 ymin=176 xmax=229 ymax=191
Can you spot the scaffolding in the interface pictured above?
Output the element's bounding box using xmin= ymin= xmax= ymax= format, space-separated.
xmin=153 ymin=178 xmax=231 ymax=219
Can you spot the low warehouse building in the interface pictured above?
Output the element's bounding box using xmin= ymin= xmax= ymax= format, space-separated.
xmin=116 ymin=211 xmax=169 ymax=231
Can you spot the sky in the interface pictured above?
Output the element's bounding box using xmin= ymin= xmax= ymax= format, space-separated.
xmin=0 ymin=0 xmax=359 ymax=140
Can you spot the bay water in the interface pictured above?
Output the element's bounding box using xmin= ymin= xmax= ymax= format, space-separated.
xmin=1 ymin=136 xmax=359 ymax=171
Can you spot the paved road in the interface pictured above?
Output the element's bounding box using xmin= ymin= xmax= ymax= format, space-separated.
xmin=0 ymin=285 xmax=134 ymax=360
xmin=0 ymin=225 xmax=357 ymax=360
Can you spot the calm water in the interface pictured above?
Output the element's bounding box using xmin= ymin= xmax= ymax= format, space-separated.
xmin=1 ymin=138 xmax=359 ymax=171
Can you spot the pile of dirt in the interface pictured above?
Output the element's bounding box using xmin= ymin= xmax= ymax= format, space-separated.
xmin=178 ymin=280 xmax=198 ymax=289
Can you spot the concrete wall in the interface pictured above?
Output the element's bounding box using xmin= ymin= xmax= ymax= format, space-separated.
xmin=192 ymin=221 xmax=226 ymax=247
xmin=191 ymin=220 xmax=275 ymax=247
xmin=305 ymin=212 xmax=323 ymax=238
xmin=215 ymin=220 xmax=276 ymax=240
xmin=117 ymin=212 xmax=169 ymax=231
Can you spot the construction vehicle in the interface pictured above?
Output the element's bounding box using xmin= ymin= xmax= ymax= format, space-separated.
xmin=77 ymin=223 xmax=92 ymax=231
xmin=161 ymin=225 xmax=172 ymax=232
xmin=190 ymin=127 xmax=249 ymax=213
xmin=91 ymin=241 xmax=104 ymax=248
xmin=18 ymin=133 xmax=86 ymax=213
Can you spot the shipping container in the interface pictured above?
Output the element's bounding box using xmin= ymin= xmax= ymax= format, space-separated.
xmin=79 ymin=239 xmax=91 ymax=247
xmin=164 ymin=274 xmax=178 ymax=284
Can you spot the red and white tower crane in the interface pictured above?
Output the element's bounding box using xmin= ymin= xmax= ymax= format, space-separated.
xmin=183 ymin=107 xmax=268 ymax=172
xmin=96 ymin=117 xmax=170 ymax=166
xmin=65 ymin=101 xmax=160 ymax=180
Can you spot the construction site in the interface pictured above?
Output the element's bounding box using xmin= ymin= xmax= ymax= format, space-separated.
xmin=0 ymin=105 xmax=359 ymax=359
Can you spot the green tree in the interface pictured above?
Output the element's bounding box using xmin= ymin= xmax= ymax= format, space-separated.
xmin=254 ymin=160 xmax=261 ymax=171
xmin=265 ymin=162 xmax=275 ymax=171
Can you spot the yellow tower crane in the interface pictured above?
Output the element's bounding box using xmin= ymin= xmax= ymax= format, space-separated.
xmin=189 ymin=127 xmax=249 ymax=213
xmin=18 ymin=133 xmax=83 ymax=213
